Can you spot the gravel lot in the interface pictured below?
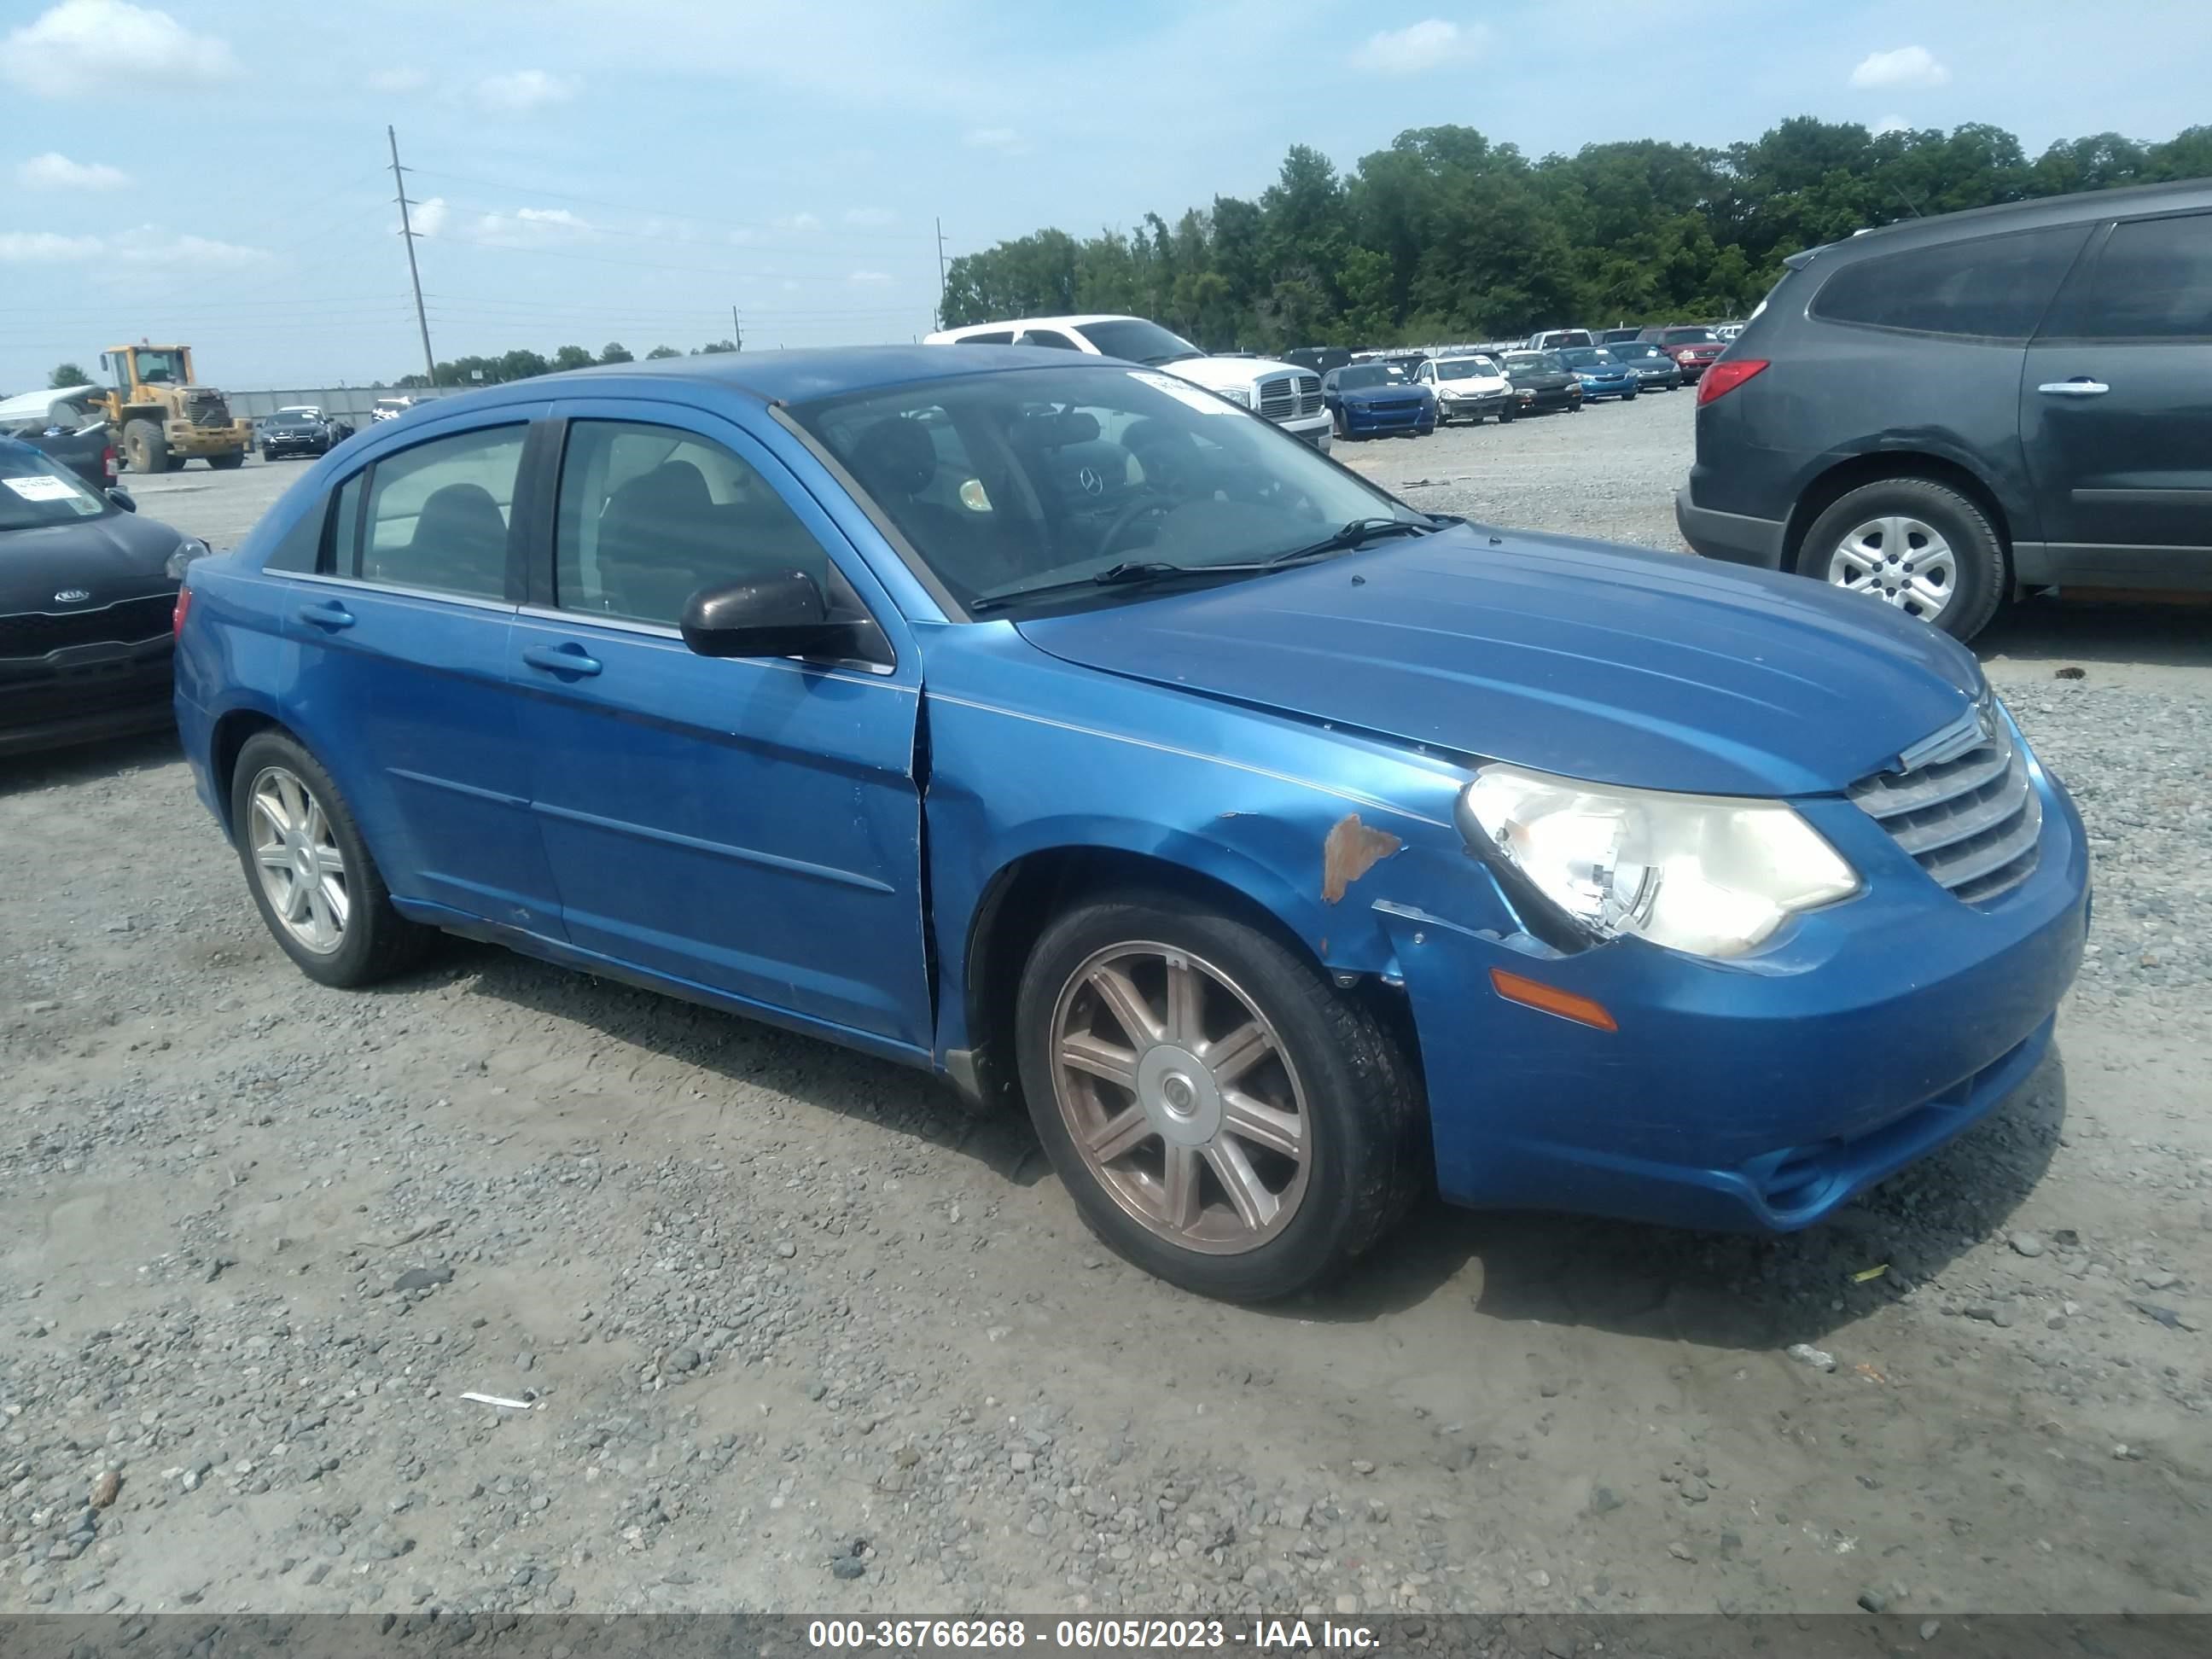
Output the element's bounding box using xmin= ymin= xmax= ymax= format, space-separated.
xmin=3 ymin=406 xmax=2208 ymax=1621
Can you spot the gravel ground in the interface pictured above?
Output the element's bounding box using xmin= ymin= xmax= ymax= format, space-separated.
xmin=3 ymin=405 xmax=2208 ymax=1621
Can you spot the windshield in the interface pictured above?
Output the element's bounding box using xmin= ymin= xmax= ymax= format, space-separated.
xmin=1335 ymin=365 xmax=1406 ymax=389
xmin=795 ymin=364 xmax=1421 ymax=616
xmin=1074 ymin=319 xmax=1206 ymax=366
xmin=1611 ymin=343 xmax=1664 ymax=361
xmin=130 ymin=349 xmax=186 ymax=385
xmin=1435 ymin=358 xmax=1498 ymax=380
xmin=1557 ymin=347 xmax=1616 ymax=368
xmin=1504 ymin=352 xmax=1562 ymax=375
xmin=0 ymin=442 xmax=108 ymax=531
xmin=1660 ymin=328 xmax=1720 ymax=345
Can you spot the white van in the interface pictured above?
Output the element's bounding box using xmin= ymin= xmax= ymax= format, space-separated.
xmin=924 ymin=316 xmax=1331 ymax=450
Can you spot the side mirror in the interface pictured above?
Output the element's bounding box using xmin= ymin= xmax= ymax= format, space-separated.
xmin=680 ymin=569 xmax=843 ymax=660
xmin=107 ymin=487 xmax=137 ymax=513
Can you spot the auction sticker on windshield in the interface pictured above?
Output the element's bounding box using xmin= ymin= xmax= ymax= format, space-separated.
xmin=4 ymin=474 xmax=76 ymax=502
xmin=1129 ymin=370 xmax=1238 ymax=414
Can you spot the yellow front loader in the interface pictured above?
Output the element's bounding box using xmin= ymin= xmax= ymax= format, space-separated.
xmin=93 ymin=343 xmax=253 ymax=473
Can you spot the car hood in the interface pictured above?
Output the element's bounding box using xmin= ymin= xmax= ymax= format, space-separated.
xmin=0 ymin=508 xmax=186 ymax=612
xmin=1436 ymin=376 xmax=1508 ymax=393
xmin=1571 ymin=364 xmax=1633 ymax=377
xmin=1335 ymin=383 xmax=1425 ymax=403
xmin=1507 ymin=370 xmax=1573 ymax=390
xmin=1167 ymin=355 xmax=1303 ymax=392
xmin=1012 ymin=527 xmax=1981 ymax=798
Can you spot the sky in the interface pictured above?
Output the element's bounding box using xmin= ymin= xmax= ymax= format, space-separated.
xmin=3 ymin=0 xmax=2209 ymax=393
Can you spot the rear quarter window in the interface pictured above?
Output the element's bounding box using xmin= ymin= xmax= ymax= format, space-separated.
xmin=1809 ymin=223 xmax=2091 ymax=341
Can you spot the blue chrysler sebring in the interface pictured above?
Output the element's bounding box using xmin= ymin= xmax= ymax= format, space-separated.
xmin=174 ymin=346 xmax=2087 ymax=1301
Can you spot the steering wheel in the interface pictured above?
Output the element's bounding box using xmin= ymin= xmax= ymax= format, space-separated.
xmin=1097 ymin=492 xmax=1176 ymax=556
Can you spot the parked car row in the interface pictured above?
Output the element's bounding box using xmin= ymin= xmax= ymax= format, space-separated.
xmin=256 ymin=405 xmax=354 ymax=463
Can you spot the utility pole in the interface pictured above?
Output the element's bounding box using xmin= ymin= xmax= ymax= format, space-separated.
xmin=388 ymin=125 xmax=437 ymax=387
xmin=934 ymin=217 xmax=948 ymax=329
xmin=731 ymin=306 xmax=743 ymax=352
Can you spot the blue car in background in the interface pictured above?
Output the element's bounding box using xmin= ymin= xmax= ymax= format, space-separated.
xmin=1557 ymin=346 xmax=1641 ymax=401
xmin=173 ymin=347 xmax=2087 ymax=1302
xmin=1321 ymin=363 xmax=1436 ymax=439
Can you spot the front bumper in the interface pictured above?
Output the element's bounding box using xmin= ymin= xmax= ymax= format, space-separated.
xmin=1339 ymin=402 xmax=1434 ymax=436
xmin=1441 ymin=392 xmax=1512 ymax=418
xmin=0 ymin=640 xmax=176 ymax=758
xmin=260 ymin=436 xmax=327 ymax=455
xmin=1675 ymin=485 xmax=1788 ymax=569
xmin=1278 ymin=411 xmax=1332 ymax=453
xmin=1380 ymin=759 xmax=2088 ymax=1233
xmin=1578 ymin=377 xmax=1639 ymax=399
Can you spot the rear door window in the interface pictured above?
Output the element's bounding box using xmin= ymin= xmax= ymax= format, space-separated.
xmin=355 ymin=425 xmax=527 ymax=598
xmin=953 ymin=331 xmax=1017 ymax=346
xmin=1811 ymin=224 xmax=2091 ymax=340
xmin=2055 ymin=212 xmax=2212 ymax=340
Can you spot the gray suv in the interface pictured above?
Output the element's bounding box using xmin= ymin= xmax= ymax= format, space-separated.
xmin=1675 ymin=180 xmax=2212 ymax=640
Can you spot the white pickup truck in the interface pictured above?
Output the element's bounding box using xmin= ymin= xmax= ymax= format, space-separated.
xmin=923 ymin=315 xmax=1331 ymax=451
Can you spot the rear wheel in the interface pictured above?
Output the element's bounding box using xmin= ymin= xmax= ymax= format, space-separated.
xmin=230 ymin=731 xmax=432 ymax=988
xmin=123 ymin=417 xmax=168 ymax=474
xmin=1015 ymin=890 xmax=1427 ymax=1301
xmin=1796 ymin=476 xmax=2005 ymax=642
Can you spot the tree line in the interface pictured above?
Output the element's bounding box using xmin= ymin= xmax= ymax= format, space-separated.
xmin=392 ymin=338 xmax=742 ymax=389
xmin=940 ymin=118 xmax=2212 ymax=352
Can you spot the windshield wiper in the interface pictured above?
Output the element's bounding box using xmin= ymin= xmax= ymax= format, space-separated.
xmin=1263 ymin=516 xmax=1433 ymax=566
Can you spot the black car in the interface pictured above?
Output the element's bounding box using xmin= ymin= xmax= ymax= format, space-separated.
xmin=1283 ymin=346 xmax=1353 ymax=375
xmin=259 ymin=408 xmax=334 ymax=461
xmin=1606 ymin=341 xmax=1685 ymax=391
xmin=8 ymin=419 xmax=115 ymax=490
xmin=1 ymin=435 xmax=203 ymax=757
xmin=1499 ymin=351 xmax=1585 ymax=415
xmin=1592 ymin=327 xmax=1645 ymax=346
xmin=1676 ymin=178 xmax=2212 ymax=642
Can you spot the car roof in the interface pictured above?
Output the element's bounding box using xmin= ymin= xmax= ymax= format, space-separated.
xmin=932 ymin=315 xmax=1150 ymax=335
xmin=365 ymin=346 xmax=1123 ymax=420
xmin=1796 ymin=178 xmax=2212 ymax=267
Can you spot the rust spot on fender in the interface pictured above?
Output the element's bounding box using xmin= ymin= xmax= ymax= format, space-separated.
xmin=1321 ymin=813 xmax=1401 ymax=905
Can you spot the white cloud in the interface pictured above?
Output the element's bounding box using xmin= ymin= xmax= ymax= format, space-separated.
xmin=1850 ymin=45 xmax=1950 ymax=90
xmin=0 ymin=230 xmax=103 ymax=261
xmin=411 ymin=195 xmax=449 ymax=236
xmin=844 ymin=207 xmax=896 ymax=227
xmin=1871 ymin=114 xmax=1912 ymax=137
xmin=848 ymin=269 xmax=891 ymax=283
xmin=370 ymin=67 xmax=428 ymax=94
xmin=776 ymin=212 xmax=823 ymax=232
xmin=1353 ymin=19 xmax=1486 ymax=74
xmin=1 ymin=1 xmax=235 ymax=98
xmin=15 ymin=151 xmax=129 ymax=190
xmin=476 ymin=68 xmax=574 ymax=113
xmin=456 ymin=205 xmax=596 ymax=247
xmin=963 ymin=126 xmax=1024 ymax=153
xmin=114 ymin=232 xmax=265 ymax=268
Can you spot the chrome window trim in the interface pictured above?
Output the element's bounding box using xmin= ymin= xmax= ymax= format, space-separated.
xmin=289 ymin=569 xmax=515 ymax=613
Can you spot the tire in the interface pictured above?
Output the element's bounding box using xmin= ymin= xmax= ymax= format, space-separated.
xmin=123 ymin=417 xmax=168 ymax=474
xmin=1499 ymin=407 xmax=1515 ymax=423
xmin=1795 ymin=476 xmax=2005 ymax=642
xmin=207 ymin=450 xmax=244 ymax=470
xmin=1014 ymin=888 xmax=1428 ymax=1301
xmin=259 ymin=446 xmax=271 ymax=462
xmin=229 ymin=731 xmax=433 ymax=988
xmin=1330 ymin=408 xmax=1348 ymax=441
xmin=1623 ymin=388 xmax=1639 ymax=401
xmin=1568 ymin=399 xmax=1584 ymax=414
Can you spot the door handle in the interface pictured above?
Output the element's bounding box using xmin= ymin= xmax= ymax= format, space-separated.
xmin=521 ymin=642 xmax=602 ymax=678
xmin=294 ymin=600 xmax=353 ymax=629
xmin=2037 ymin=378 xmax=2110 ymax=396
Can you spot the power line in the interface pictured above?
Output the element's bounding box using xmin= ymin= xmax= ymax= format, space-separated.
xmin=407 ymin=167 xmax=931 ymax=244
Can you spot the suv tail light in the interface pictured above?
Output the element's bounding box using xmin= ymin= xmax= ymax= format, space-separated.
xmin=172 ymin=586 xmax=193 ymax=637
xmin=102 ymin=445 xmax=118 ymax=485
xmin=1698 ymin=359 xmax=1769 ymax=405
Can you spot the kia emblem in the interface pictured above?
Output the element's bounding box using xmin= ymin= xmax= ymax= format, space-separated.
xmin=54 ymin=588 xmax=92 ymax=603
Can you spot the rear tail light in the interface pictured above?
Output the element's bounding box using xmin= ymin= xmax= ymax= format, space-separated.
xmin=102 ymin=445 xmax=118 ymax=485
xmin=172 ymin=586 xmax=193 ymax=637
xmin=1697 ymin=358 xmax=1769 ymax=405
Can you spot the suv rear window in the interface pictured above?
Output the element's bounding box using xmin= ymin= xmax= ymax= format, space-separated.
xmin=1810 ymin=224 xmax=2089 ymax=340
xmin=2064 ymin=212 xmax=2212 ymax=339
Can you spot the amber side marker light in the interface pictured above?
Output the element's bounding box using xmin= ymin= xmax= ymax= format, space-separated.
xmin=1488 ymin=967 xmax=1619 ymax=1033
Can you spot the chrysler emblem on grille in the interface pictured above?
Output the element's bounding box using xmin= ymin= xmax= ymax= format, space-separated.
xmin=53 ymin=588 xmax=92 ymax=603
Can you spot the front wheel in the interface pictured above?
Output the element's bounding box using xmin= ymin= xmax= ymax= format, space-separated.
xmin=1498 ymin=406 xmax=1515 ymax=423
xmin=230 ymin=731 xmax=433 ymax=987
xmin=1796 ymin=477 xmax=2005 ymax=641
xmin=207 ymin=450 xmax=244 ymax=470
xmin=1015 ymin=891 xmax=1427 ymax=1301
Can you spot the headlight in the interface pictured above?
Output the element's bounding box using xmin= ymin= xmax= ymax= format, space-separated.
xmin=1215 ymin=385 xmax=1252 ymax=408
xmin=165 ymin=537 xmax=212 ymax=580
xmin=1457 ymin=764 xmax=1860 ymax=959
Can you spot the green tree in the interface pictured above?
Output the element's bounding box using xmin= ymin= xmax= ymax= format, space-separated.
xmin=551 ymin=344 xmax=595 ymax=371
xmin=644 ymin=345 xmax=683 ymax=359
xmin=49 ymin=362 xmax=92 ymax=388
xmin=598 ymin=342 xmax=634 ymax=364
xmin=696 ymin=338 xmax=739 ymax=353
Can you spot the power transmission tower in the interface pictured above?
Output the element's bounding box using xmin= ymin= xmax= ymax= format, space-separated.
xmin=731 ymin=306 xmax=743 ymax=352
xmin=387 ymin=126 xmax=437 ymax=386
xmin=935 ymin=218 xmax=949 ymax=329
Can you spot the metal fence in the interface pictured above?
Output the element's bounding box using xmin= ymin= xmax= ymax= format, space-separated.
xmin=225 ymin=385 xmax=463 ymax=423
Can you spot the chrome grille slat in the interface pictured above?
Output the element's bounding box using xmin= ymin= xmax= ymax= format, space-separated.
xmin=1848 ymin=704 xmax=2041 ymax=905
xmin=1256 ymin=373 xmax=1296 ymax=420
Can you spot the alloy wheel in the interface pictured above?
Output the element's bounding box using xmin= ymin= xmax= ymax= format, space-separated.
xmin=247 ymin=765 xmax=350 ymax=954
xmin=1827 ymin=515 xmax=1958 ymax=624
xmin=1050 ymin=942 xmax=1311 ymax=1255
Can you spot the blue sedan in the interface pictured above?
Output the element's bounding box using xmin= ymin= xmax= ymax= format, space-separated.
xmin=1322 ymin=364 xmax=1436 ymax=439
xmin=1557 ymin=346 xmax=1641 ymax=401
xmin=173 ymin=346 xmax=2087 ymax=1301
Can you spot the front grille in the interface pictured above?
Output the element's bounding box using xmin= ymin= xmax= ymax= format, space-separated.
xmin=185 ymin=393 xmax=232 ymax=428
xmin=1255 ymin=374 xmax=1296 ymax=421
xmin=1848 ymin=703 xmax=2041 ymax=905
xmin=0 ymin=594 xmax=176 ymax=658
xmin=1364 ymin=399 xmax=1423 ymax=417
xmin=1296 ymin=374 xmax=1324 ymax=416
